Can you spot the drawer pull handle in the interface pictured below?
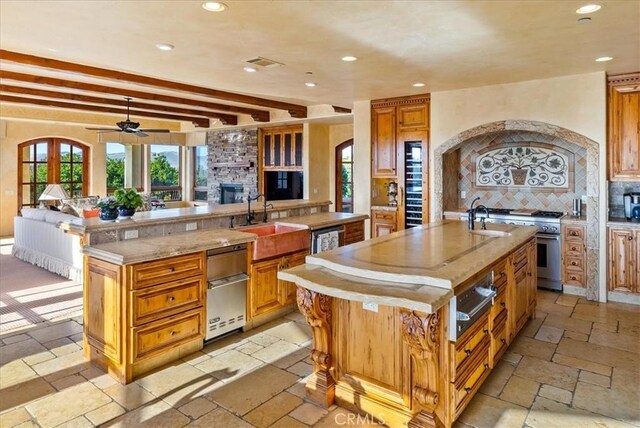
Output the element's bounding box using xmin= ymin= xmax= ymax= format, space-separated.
xmin=570 ymin=231 xmax=578 ymax=236
xmin=484 ymin=363 xmax=490 ymax=369
xmin=464 ymin=387 xmax=472 ymax=393
xmin=571 ymin=246 xmax=577 ymax=251
xmin=170 ymin=331 xmax=177 ymax=336
xmin=465 ymin=349 xmax=472 ymax=356
xmin=571 ymin=276 xmax=577 ymax=280
xmin=500 ymin=302 xmax=506 ymax=308
xmin=167 ymin=296 xmax=176 ymax=302
xmin=484 ymin=329 xmax=489 ymax=335
xmin=499 ymin=272 xmax=506 ymax=277
xmin=169 ymin=267 xmax=176 ymax=272
xmin=629 ymin=236 xmax=633 ymax=241
xmin=501 ymin=338 xmax=507 ymax=344
xmin=571 ymin=261 xmax=577 ymax=266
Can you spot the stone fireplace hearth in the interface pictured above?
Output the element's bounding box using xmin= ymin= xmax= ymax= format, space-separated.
xmin=434 ymin=120 xmax=600 ymax=300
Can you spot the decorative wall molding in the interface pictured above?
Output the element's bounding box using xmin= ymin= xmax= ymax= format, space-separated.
xmin=371 ymin=94 xmax=431 ymax=108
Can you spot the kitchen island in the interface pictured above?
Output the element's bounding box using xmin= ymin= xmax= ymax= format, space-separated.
xmin=279 ymin=220 xmax=537 ymax=427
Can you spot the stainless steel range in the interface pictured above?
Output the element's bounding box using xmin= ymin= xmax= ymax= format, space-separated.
xmin=458 ymin=208 xmax=564 ymax=291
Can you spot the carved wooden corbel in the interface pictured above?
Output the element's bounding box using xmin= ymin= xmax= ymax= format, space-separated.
xmin=297 ymin=287 xmax=335 ymax=407
xmin=401 ymin=309 xmax=444 ymax=428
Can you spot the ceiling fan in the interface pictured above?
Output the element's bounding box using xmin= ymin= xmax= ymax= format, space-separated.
xmin=86 ymin=97 xmax=170 ymax=137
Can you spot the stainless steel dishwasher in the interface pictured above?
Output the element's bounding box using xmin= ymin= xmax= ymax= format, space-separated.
xmin=205 ymin=244 xmax=248 ymax=341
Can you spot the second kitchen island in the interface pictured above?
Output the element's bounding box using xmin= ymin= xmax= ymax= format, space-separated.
xmin=279 ymin=220 xmax=537 ymax=428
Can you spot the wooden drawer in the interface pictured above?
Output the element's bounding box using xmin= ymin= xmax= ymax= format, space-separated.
xmin=513 ymin=247 xmax=528 ymax=273
xmin=491 ymin=320 xmax=509 ymax=366
xmin=372 ymin=210 xmax=397 ymax=222
xmin=131 ymin=308 xmax=203 ymax=362
xmin=454 ymin=315 xmax=490 ymax=371
xmin=454 ymin=347 xmax=490 ymax=415
xmin=565 ymin=271 xmax=585 ymax=287
xmin=344 ymin=222 xmax=365 ymax=245
xmin=489 ymin=291 xmax=507 ymax=331
xmin=565 ymin=256 xmax=585 ymax=272
xmin=565 ymin=226 xmax=585 ymax=242
xmin=131 ymin=276 xmax=205 ymax=326
xmin=565 ymin=241 xmax=585 ymax=256
xmin=129 ymin=252 xmax=205 ymax=289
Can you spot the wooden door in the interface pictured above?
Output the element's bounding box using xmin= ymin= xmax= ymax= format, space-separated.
xmin=609 ymin=85 xmax=640 ymax=181
xmin=372 ymin=107 xmax=397 ymax=177
xmin=250 ymin=257 xmax=282 ymax=317
xmin=608 ymin=228 xmax=636 ymax=292
xmin=397 ymin=103 xmax=428 ymax=131
xmin=279 ymin=251 xmax=307 ymax=306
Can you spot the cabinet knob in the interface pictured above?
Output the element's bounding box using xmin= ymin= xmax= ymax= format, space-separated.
xmin=483 ymin=329 xmax=489 ymax=335
xmin=465 ymin=349 xmax=472 ymax=356
xmin=571 ymin=246 xmax=577 ymax=251
xmin=170 ymin=331 xmax=177 ymax=336
xmin=571 ymin=231 xmax=577 ymax=236
xmin=571 ymin=261 xmax=577 ymax=266
xmin=167 ymin=296 xmax=176 ymax=302
xmin=484 ymin=363 xmax=490 ymax=369
xmin=629 ymin=236 xmax=634 ymax=241
xmin=571 ymin=276 xmax=577 ymax=280
xmin=169 ymin=267 xmax=175 ymax=272
xmin=501 ymin=338 xmax=507 ymax=344
xmin=464 ymin=387 xmax=472 ymax=393
xmin=500 ymin=302 xmax=506 ymax=308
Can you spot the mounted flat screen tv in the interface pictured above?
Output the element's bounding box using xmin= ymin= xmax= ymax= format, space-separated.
xmin=264 ymin=171 xmax=303 ymax=201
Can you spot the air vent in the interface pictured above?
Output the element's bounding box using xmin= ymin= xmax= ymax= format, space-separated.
xmin=245 ymin=57 xmax=284 ymax=68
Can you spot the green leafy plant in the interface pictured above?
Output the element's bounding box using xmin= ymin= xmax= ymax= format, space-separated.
xmin=113 ymin=188 xmax=144 ymax=210
xmin=96 ymin=196 xmax=118 ymax=210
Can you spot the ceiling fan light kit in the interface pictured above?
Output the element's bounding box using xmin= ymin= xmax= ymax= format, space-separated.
xmin=86 ymin=97 xmax=170 ymax=137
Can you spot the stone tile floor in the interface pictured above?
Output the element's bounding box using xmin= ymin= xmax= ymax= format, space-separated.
xmin=0 ymin=290 xmax=638 ymax=427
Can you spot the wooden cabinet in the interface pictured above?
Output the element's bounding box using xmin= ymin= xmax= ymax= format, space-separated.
xmin=397 ymin=103 xmax=429 ymax=131
xmin=608 ymin=73 xmax=640 ymax=181
xmin=371 ymin=107 xmax=397 ymax=177
xmin=343 ymin=221 xmax=365 ymax=245
xmin=508 ymin=238 xmax=536 ymax=337
xmin=249 ymin=249 xmax=308 ymax=319
xmin=261 ymin=126 xmax=303 ymax=170
xmin=371 ymin=209 xmax=397 ymax=238
xmin=562 ymin=224 xmax=587 ymax=287
xmin=608 ymin=227 xmax=639 ymax=293
xmin=84 ymin=252 xmax=206 ymax=384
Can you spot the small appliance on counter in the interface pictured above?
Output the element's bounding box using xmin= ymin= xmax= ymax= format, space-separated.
xmin=387 ymin=181 xmax=398 ymax=207
xmin=572 ymin=198 xmax=582 ymax=217
xmin=623 ymin=192 xmax=640 ymax=221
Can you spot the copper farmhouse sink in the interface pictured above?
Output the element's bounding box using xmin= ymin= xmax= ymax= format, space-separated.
xmin=241 ymin=223 xmax=310 ymax=261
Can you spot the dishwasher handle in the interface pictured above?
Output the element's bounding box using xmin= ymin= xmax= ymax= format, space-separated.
xmin=207 ymin=273 xmax=249 ymax=289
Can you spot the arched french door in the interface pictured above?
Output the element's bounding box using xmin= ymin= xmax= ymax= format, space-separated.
xmin=18 ymin=138 xmax=90 ymax=210
xmin=335 ymin=139 xmax=354 ymax=213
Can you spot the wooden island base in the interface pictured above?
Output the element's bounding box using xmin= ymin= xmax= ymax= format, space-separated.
xmin=295 ymin=238 xmax=536 ymax=428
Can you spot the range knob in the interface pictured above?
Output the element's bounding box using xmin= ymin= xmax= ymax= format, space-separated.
xmin=550 ymin=226 xmax=558 ymax=233
xmin=541 ymin=225 xmax=548 ymax=232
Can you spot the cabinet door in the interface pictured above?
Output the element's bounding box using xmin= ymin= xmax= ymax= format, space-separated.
xmin=514 ymin=266 xmax=529 ymax=333
xmin=279 ymin=251 xmax=307 ymax=306
xmin=373 ymin=222 xmax=396 ymax=238
xmin=250 ymin=258 xmax=282 ymax=317
xmin=608 ymin=228 xmax=636 ymax=292
xmin=527 ymin=241 xmax=537 ymax=314
xmin=609 ymin=87 xmax=640 ymax=181
xmin=372 ymin=107 xmax=397 ymax=177
xmin=398 ymin=103 xmax=429 ymax=131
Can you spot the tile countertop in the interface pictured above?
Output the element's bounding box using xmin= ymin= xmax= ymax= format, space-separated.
xmin=371 ymin=205 xmax=398 ymax=212
xmin=608 ymin=217 xmax=640 ymax=229
xmin=560 ymin=214 xmax=587 ymax=225
xmin=279 ymin=220 xmax=537 ymax=314
xmin=82 ymin=228 xmax=257 ymax=265
xmin=276 ymin=212 xmax=369 ymax=230
xmin=58 ymin=199 xmax=331 ymax=235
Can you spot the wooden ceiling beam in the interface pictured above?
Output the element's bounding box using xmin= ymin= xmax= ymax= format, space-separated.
xmin=1 ymin=49 xmax=307 ymax=118
xmin=0 ymin=94 xmax=213 ymax=127
xmin=0 ymin=70 xmax=269 ymax=122
xmin=0 ymin=84 xmax=238 ymax=124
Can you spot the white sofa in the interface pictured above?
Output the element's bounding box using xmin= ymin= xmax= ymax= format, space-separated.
xmin=13 ymin=208 xmax=84 ymax=281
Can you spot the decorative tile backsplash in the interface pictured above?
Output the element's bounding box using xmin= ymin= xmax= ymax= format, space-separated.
xmin=445 ymin=130 xmax=587 ymax=212
xmin=476 ymin=145 xmax=570 ymax=189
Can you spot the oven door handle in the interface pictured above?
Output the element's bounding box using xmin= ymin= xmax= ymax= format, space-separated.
xmin=536 ymin=233 xmax=560 ymax=241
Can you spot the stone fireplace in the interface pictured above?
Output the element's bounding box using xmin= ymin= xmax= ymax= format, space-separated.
xmin=434 ymin=120 xmax=600 ymax=300
xmin=206 ymin=129 xmax=258 ymax=204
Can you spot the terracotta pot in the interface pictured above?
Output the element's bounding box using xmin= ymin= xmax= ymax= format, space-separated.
xmin=510 ymin=168 xmax=528 ymax=186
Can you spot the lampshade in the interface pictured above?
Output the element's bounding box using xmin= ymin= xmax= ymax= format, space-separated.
xmin=39 ymin=184 xmax=69 ymax=201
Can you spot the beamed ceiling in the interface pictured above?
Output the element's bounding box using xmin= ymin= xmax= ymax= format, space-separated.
xmin=0 ymin=0 xmax=638 ymax=130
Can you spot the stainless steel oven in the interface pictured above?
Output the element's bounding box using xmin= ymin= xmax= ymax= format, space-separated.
xmin=536 ymin=233 xmax=562 ymax=291
xmin=449 ymin=272 xmax=496 ymax=341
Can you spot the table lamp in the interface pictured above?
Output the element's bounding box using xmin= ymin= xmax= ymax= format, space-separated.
xmin=39 ymin=184 xmax=69 ymax=208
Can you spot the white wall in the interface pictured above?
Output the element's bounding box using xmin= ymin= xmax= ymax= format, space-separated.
xmin=328 ymin=124 xmax=354 ymax=212
xmin=353 ymin=101 xmax=372 ymax=237
xmin=429 ymin=72 xmax=607 ymax=300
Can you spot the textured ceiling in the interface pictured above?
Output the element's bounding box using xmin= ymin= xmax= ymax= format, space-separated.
xmin=0 ymin=0 xmax=638 ymax=111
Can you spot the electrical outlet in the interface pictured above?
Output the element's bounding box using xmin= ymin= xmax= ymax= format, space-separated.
xmin=124 ymin=229 xmax=138 ymax=240
xmin=313 ymin=188 xmax=318 ymax=194
xmin=581 ymin=195 xmax=587 ymax=202
xmin=310 ymin=207 xmax=318 ymax=214
xmin=461 ymin=190 xmax=467 ymax=199
xmin=363 ymin=302 xmax=379 ymax=313
xmin=186 ymin=222 xmax=197 ymax=231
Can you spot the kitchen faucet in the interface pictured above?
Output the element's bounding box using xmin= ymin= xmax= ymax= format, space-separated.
xmin=246 ymin=193 xmax=262 ymax=225
xmin=468 ymin=197 xmax=480 ymax=230
xmin=262 ymin=198 xmax=274 ymax=223
xmin=475 ymin=205 xmax=490 ymax=230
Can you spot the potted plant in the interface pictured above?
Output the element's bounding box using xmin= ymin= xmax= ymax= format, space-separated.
xmin=114 ymin=188 xmax=143 ymax=219
xmin=96 ymin=196 xmax=119 ymax=221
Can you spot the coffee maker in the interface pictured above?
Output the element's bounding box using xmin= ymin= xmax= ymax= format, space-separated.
xmin=623 ymin=192 xmax=640 ymax=221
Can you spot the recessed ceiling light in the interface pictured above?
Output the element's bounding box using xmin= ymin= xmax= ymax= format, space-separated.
xmin=413 ymin=82 xmax=425 ymax=87
xmin=595 ymin=56 xmax=613 ymax=62
xmin=243 ymin=66 xmax=257 ymax=73
xmin=341 ymin=56 xmax=357 ymax=62
xmin=576 ymin=4 xmax=601 ymax=14
xmin=202 ymin=2 xmax=227 ymax=12
xmin=305 ymin=82 xmax=317 ymax=87
xmin=155 ymin=43 xmax=174 ymax=51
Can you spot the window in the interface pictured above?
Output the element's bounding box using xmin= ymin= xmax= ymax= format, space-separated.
xmin=193 ymin=145 xmax=208 ymax=201
xmin=276 ymin=171 xmax=288 ymax=189
xmin=150 ymin=144 xmax=181 ymax=201
xmin=106 ymin=143 xmax=125 ymax=194
xmin=18 ymin=138 xmax=89 ymax=210
xmin=336 ymin=140 xmax=354 ymax=213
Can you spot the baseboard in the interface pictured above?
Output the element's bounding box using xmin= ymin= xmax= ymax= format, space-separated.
xmin=607 ymin=291 xmax=640 ymax=305
xmin=563 ymin=284 xmax=587 ymax=297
